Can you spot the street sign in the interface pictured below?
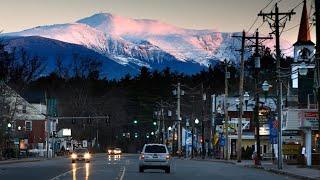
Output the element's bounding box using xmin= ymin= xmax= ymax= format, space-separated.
xmin=268 ymin=118 xmax=278 ymax=144
xmin=282 ymin=144 xmax=300 ymax=155
xmin=219 ymin=133 xmax=225 ymax=147
xmin=220 ymin=138 xmax=225 ymax=147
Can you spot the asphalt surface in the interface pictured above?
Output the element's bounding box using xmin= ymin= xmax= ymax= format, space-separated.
xmin=0 ymin=154 xmax=297 ymax=180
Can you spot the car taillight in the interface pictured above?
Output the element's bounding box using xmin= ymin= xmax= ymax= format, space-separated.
xmin=140 ymin=154 xmax=145 ymax=160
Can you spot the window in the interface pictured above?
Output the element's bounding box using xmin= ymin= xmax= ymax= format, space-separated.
xmin=145 ymin=145 xmax=167 ymax=153
xmin=22 ymin=105 xmax=27 ymax=113
xmin=25 ymin=121 xmax=32 ymax=131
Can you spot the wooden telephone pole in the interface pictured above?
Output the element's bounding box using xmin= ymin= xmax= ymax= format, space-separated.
xmin=232 ymin=30 xmax=272 ymax=163
xmin=315 ymin=0 xmax=320 ymax=157
xmin=258 ymin=3 xmax=295 ymax=169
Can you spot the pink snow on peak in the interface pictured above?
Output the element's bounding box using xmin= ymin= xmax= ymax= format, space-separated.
xmin=78 ymin=13 xmax=196 ymax=36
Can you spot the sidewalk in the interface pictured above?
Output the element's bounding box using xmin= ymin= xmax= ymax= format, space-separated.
xmin=0 ymin=155 xmax=66 ymax=165
xmin=191 ymin=158 xmax=320 ymax=180
xmin=0 ymin=157 xmax=44 ymax=165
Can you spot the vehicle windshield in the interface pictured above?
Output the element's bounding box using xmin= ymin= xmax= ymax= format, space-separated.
xmin=74 ymin=149 xmax=88 ymax=153
xmin=145 ymin=145 xmax=166 ymax=153
xmin=115 ymin=148 xmax=121 ymax=151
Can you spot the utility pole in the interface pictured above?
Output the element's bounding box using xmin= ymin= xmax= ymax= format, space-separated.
xmin=238 ymin=30 xmax=246 ymax=163
xmin=177 ymin=83 xmax=182 ymax=156
xmin=45 ymin=92 xmax=50 ymax=158
xmin=258 ymin=3 xmax=295 ymax=169
xmin=224 ymin=59 xmax=229 ymax=160
xmin=232 ymin=30 xmax=272 ymax=163
xmin=161 ymin=101 xmax=165 ymax=145
xmin=201 ymin=83 xmax=205 ymax=159
xmin=191 ymin=95 xmax=195 ymax=158
xmin=315 ymin=0 xmax=320 ymax=158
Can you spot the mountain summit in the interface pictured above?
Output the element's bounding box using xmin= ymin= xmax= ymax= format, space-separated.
xmin=3 ymin=13 xmax=290 ymax=78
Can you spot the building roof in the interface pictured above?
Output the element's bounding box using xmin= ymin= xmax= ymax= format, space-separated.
xmin=294 ymin=0 xmax=314 ymax=46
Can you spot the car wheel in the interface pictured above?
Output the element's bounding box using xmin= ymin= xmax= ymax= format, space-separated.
xmin=165 ymin=167 xmax=170 ymax=173
xmin=72 ymin=160 xmax=75 ymax=163
xmin=139 ymin=166 xmax=144 ymax=173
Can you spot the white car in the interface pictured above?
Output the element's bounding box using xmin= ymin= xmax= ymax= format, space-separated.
xmin=139 ymin=144 xmax=171 ymax=173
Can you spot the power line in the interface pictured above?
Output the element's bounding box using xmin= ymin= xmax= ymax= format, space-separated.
xmin=282 ymin=1 xmax=314 ymax=33
xmin=248 ymin=0 xmax=275 ymax=33
xmin=262 ymin=0 xmax=275 ymax=11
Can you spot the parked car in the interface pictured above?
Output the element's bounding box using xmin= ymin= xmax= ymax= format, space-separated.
xmin=70 ymin=148 xmax=91 ymax=163
xmin=139 ymin=144 xmax=171 ymax=173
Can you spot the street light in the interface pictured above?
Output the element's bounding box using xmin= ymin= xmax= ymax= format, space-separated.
xmin=168 ymin=126 xmax=172 ymax=131
xmin=298 ymin=62 xmax=308 ymax=76
xmin=195 ymin=118 xmax=199 ymax=125
xmin=192 ymin=118 xmax=200 ymax=159
xmin=18 ymin=126 xmax=22 ymax=131
xmin=262 ymin=81 xmax=271 ymax=92
xmin=7 ymin=123 xmax=12 ymax=128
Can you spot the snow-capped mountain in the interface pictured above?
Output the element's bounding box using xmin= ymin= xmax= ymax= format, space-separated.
xmin=3 ymin=13 xmax=291 ymax=78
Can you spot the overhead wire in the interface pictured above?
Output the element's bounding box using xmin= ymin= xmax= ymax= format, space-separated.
xmin=282 ymin=0 xmax=314 ymax=33
xmin=248 ymin=0 xmax=275 ymax=33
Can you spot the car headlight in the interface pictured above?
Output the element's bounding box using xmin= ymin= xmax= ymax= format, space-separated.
xmin=71 ymin=153 xmax=77 ymax=159
xmin=108 ymin=150 xmax=112 ymax=153
xmin=84 ymin=153 xmax=91 ymax=159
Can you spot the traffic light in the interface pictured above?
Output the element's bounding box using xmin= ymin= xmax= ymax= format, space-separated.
xmin=153 ymin=121 xmax=157 ymax=126
xmin=134 ymin=133 xmax=138 ymax=138
xmin=133 ymin=120 xmax=138 ymax=124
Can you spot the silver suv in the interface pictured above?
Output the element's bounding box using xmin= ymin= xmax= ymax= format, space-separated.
xmin=139 ymin=144 xmax=171 ymax=173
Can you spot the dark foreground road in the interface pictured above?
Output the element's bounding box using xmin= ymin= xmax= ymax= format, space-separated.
xmin=0 ymin=154 xmax=296 ymax=180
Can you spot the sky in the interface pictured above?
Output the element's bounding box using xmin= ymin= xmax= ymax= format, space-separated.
xmin=0 ymin=0 xmax=316 ymax=44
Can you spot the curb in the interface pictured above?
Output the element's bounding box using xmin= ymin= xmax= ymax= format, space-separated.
xmin=191 ymin=158 xmax=237 ymax=165
xmin=244 ymin=165 xmax=319 ymax=180
xmin=190 ymin=159 xmax=318 ymax=180
xmin=0 ymin=159 xmax=42 ymax=165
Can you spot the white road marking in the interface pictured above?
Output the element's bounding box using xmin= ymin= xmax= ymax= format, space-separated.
xmin=119 ymin=166 xmax=126 ymax=180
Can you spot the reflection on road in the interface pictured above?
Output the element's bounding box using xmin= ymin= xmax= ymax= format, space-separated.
xmin=72 ymin=163 xmax=77 ymax=180
xmin=71 ymin=162 xmax=90 ymax=180
xmin=85 ymin=163 xmax=90 ymax=180
xmin=108 ymin=155 xmax=121 ymax=162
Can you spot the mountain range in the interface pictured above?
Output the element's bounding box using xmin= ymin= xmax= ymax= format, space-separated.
xmin=2 ymin=13 xmax=291 ymax=79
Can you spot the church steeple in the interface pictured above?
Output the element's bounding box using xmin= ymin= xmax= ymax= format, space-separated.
xmin=294 ymin=0 xmax=314 ymax=45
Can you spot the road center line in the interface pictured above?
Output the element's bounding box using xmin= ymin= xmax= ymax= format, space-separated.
xmin=119 ymin=166 xmax=126 ymax=180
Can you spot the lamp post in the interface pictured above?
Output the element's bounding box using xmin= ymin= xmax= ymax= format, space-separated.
xmin=193 ymin=118 xmax=199 ymax=158
xmin=235 ymin=97 xmax=241 ymax=161
xmin=261 ymin=80 xmax=273 ymax=163
xmin=201 ymin=93 xmax=206 ymax=159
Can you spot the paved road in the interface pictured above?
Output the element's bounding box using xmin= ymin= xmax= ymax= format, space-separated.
xmin=0 ymin=154 xmax=296 ymax=180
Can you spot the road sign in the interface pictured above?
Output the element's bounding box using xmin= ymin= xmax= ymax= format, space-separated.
xmin=219 ymin=133 xmax=225 ymax=147
xmin=220 ymin=138 xmax=225 ymax=147
xmin=268 ymin=118 xmax=278 ymax=144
